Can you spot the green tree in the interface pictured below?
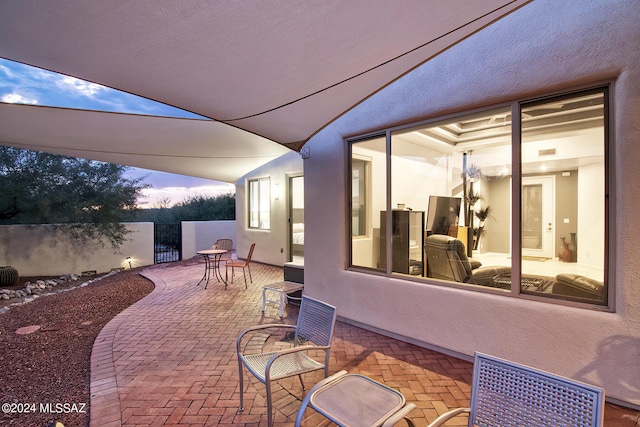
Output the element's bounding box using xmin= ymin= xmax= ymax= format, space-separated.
xmin=171 ymin=194 xmax=235 ymax=221
xmin=0 ymin=146 xmax=149 ymax=250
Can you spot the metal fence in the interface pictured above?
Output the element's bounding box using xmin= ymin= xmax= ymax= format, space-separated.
xmin=154 ymin=223 xmax=182 ymax=264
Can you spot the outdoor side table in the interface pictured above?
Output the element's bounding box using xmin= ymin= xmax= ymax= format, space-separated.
xmin=196 ymin=249 xmax=228 ymax=289
xmin=294 ymin=370 xmax=415 ymax=427
xmin=261 ymin=281 xmax=304 ymax=317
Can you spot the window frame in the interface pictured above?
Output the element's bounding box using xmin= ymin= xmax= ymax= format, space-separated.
xmin=346 ymin=83 xmax=614 ymax=311
xmin=248 ymin=177 xmax=270 ymax=230
xmin=351 ymin=153 xmax=372 ymax=239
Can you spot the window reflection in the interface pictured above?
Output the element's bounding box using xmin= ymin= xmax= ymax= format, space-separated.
xmin=349 ymin=87 xmax=608 ymax=306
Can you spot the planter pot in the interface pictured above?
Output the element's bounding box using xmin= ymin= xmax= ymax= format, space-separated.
xmin=0 ymin=266 xmax=19 ymax=287
xmin=559 ymin=237 xmax=572 ymax=262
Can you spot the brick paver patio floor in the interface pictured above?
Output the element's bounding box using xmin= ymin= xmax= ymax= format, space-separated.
xmin=89 ymin=260 xmax=639 ymax=426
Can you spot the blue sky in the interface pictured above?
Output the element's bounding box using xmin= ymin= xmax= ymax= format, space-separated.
xmin=0 ymin=58 xmax=234 ymax=207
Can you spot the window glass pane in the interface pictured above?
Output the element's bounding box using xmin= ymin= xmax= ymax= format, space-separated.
xmin=249 ymin=180 xmax=259 ymax=228
xmin=392 ymin=107 xmax=512 ymax=285
xmin=352 ymin=158 xmax=368 ymax=237
xmin=520 ymin=89 xmax=606 ymax=304
xmin=347 ymin=86 xmax=609 ymax=307
xmin=259 ymin=178 xmax=270 ymax=229
xmin=350 ymin=137 xmax=385 ymax=270
xmin=248 ymin=177 xmax=270 ymax=229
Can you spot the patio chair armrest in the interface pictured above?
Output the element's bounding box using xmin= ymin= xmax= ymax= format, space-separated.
xmin=265 ymin=344 xmax=331 ymax=380
xmin=426 ymin=407 xmax=470 ymax=427
xmin=381 ymin=403 xmax=417 ymax=427
xmin=236 ymin=323 xmax=297 ymax=352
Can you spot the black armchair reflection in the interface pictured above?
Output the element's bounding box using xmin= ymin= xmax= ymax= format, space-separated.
xmin=424 ymin=234 xmax=605 ymax=304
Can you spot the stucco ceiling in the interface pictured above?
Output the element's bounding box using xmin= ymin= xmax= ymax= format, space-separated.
xmin=0 ymin=0 xmax=530 ymax=182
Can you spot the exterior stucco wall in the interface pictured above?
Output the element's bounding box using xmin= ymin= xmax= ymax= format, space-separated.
xmin=302 ymin=0 xmax=640 ymax=407
xmin=181 ymin=220 xmax=236 ymax=260
xmin=235 ymin=151 xmax=303 ymax=266
xmin=0 ymin=222 xmax=155 ymax=276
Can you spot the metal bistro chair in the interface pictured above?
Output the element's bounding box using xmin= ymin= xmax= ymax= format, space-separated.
xmin=237 ymin=296 xmax=337 ymax=427
xmin=226 ymin=243 xmax=255 ymax=288
xmin=211 ymin=238 xmax=233 ymax=264
xmin=427 ymin=352 xmax=605 ymax=427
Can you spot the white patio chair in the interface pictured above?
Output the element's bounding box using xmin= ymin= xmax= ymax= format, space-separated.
xmin=236 ymin=295 xmax=337 ymax=427
xmin=427 ymin=352 xmax=605 ymax=427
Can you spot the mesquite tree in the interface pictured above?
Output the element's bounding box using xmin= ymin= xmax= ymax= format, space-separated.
xmin=0 ymin=146 xmax=149 ymax=250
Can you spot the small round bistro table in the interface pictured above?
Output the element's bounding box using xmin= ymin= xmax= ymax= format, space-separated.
xmin=196 ymin=249 xmax=228 ymax=289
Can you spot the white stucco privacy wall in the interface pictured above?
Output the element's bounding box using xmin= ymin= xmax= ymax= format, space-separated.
xmin=181 ymin=220 xmax=236 ymax=260
xmin=0 ymin=223 xmax=154 ymax=276
xmin=301 ymin=0 xmax=640 ymax=408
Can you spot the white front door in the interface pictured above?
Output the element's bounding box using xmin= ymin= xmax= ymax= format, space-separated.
xmin=522 ymin=176 xmax=555 ymax=259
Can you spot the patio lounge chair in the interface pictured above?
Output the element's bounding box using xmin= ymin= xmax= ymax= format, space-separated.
xmin=237 ymin=295 xmax=337 ymax=427
xmin=426 ymin=352 xmax=605 ymax=427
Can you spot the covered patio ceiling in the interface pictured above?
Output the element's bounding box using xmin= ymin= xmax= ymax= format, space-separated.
xmin=0 ymin=0 xmax=530 ymax=183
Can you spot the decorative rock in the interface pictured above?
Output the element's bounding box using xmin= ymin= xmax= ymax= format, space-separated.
xmin=15 ymin=325 xmax=41 ymax=335
xmin=0 ymin=270 xmax=113 ymax=308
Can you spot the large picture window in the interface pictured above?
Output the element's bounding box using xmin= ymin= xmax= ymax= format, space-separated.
xmin=348 ymin=86 xmax=609 ymax=307
xmin=248 ymin=177 xmax=270 ymax=229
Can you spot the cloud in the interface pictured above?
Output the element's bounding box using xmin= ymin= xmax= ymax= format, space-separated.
xmin=1 ymin=92 xmax=38 ymax=104
xmin=57 ymin=76 xmax=106 ymax=97
xmin=0 ymin=58 xmax=205 ymax=119
xmin=0 ymin=63 xmax=16 ymax=79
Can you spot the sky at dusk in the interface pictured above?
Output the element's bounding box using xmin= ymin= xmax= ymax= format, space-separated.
xmin=0 ymin=58 xmax=235 ymax=208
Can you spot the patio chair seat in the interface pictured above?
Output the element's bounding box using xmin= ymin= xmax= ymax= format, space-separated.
xmin=241 ymin=350 xmax=325 ymax=382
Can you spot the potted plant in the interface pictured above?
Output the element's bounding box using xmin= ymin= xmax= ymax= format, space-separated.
xmin=462 ymin=162 xmax=484 ymax=255
xmin=473 ymin=205 xmax=492 ymax=250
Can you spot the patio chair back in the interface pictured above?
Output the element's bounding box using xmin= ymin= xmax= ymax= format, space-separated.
xmin=469 ymin=352 xmax=605 ymax=427
xmin=295 ymin=296 xmax=337 ymax=348
xmin=212 ymin=238 xmax=233 ymax=251
xmin=245 ymin=242 xmax=255 ymax=263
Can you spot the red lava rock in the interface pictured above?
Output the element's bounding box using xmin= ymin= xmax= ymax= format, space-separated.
xmin=0 ymin=265 xmax=156 ymax=427
xmin=15 ymin=325 xmax=41 ymax=335
xmin=41 ymin=324 xmax=66 ymax=332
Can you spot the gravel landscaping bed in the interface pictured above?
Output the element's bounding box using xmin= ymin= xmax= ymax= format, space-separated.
xmin=0 ymin=267 xmax=155 ymax=427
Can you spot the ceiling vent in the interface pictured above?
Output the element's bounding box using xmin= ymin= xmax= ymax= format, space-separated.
xmin=538 ymin=148 xmax=557 ymax=156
